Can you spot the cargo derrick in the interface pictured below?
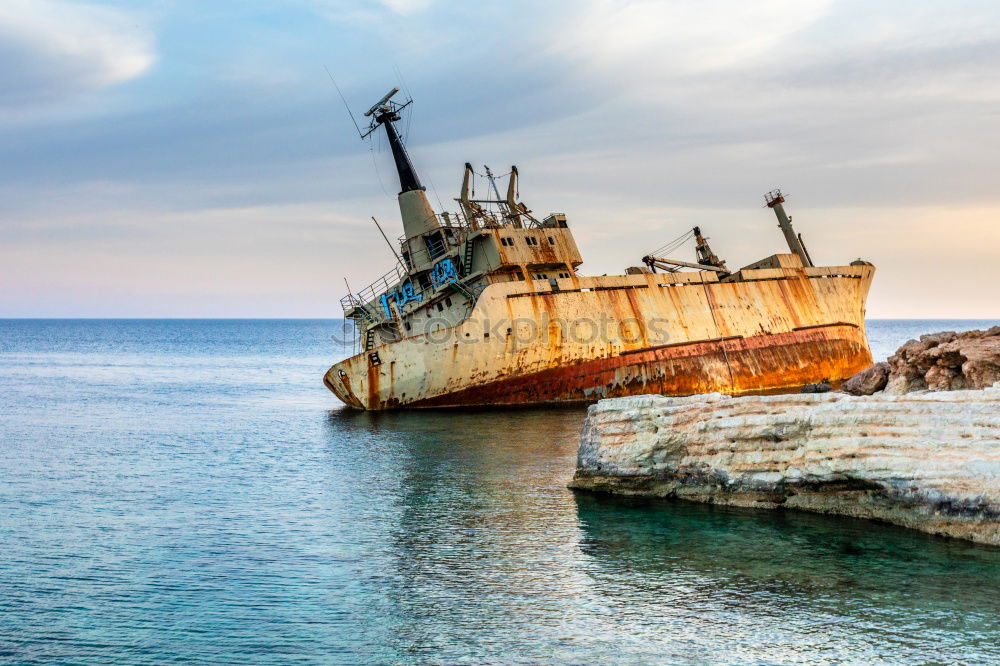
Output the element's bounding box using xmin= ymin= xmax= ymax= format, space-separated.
xmin=326 ymin=91 xmax=876 ymax=409
xmin=642 ymin=227 xmax=730 ymax=276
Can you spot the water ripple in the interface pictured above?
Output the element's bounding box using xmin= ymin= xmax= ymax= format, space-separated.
xmin=1 ymin=319 xmax=999 ymax=664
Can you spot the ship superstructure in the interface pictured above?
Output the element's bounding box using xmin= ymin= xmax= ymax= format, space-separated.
xmin=340 ymin=88 xmax=583 ymax=353
xmin=325 ymin=90 xmax=875 ymax=409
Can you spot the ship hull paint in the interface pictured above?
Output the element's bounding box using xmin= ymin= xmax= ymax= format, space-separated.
xmin=405 ymin=323 xmax=869 ymax=407
xmin=325 ymin=265 xmax=875 ymax=410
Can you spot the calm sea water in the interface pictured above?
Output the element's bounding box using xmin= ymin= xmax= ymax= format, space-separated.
xmin=1 ymin=318 xmax=998 ymax=664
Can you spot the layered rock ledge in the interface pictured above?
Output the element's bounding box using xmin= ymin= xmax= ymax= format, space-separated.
xmin=570 ymin=387 xmax=1000 ymax=546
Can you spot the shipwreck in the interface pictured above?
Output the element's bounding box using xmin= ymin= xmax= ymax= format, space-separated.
xmin=324 ymin=89 xmax=876 ymax=409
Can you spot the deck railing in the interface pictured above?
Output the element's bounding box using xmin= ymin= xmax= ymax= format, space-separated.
xmin=338 ymin=210 xmax=489 ymax=348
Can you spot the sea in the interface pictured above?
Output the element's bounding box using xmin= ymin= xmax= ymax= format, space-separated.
xmin=1 ymin=318 xmax=998 ymax=664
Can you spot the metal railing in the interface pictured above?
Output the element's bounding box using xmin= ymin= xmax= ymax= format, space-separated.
xmin=398 ymin=220 xmax=472 ymax=270
xmin=338 ymin=210 xmax=493 ymax=350
xmin=341 ymin=264 xmax=408 ymax=317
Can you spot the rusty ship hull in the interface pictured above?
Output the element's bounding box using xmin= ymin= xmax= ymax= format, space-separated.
xmin=324 ymin=88 xmax=876 ymax=410
xmin=325 ymin=263 xmax=874 ymax=410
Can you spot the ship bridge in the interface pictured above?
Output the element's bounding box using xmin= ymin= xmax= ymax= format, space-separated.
xmin=340 ymin=90 xmax=584 ymax=353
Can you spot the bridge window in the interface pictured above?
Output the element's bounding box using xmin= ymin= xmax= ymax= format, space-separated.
xmin=424 ymin=232 xmax=446 ymax=259
xmin=548 ymin=236 xmax=555 ymax=245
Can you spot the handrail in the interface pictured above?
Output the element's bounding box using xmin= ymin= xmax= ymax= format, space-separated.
xmin=346 ymin=264 xmax=408 ymax=310
xmin=337 ymin=210 xmax=494 ymax=349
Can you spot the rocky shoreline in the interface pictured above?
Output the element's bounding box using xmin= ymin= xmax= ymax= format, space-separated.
xmin=570 ymin=328 xmax=1000 ymax=546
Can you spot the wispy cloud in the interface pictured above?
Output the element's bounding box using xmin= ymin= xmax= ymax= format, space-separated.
xmin=377 ymin=0 xmax=433 ymax=15
xmin=556 ymin=0 xmax=834 ymax=74
xmin=1 ymin=0 xmax=999 ymax=316
xmin=0 ymin=0 xmax=154 ymax=107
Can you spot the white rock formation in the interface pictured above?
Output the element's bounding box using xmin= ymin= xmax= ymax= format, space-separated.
xmin=570 ymin=385 xmax=1000 ymax=546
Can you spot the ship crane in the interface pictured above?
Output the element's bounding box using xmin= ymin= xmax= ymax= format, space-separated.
xmin=458 ymin=163 xmax=538 ymax=229
xmin=642 ymin=227 xmax=729 ymax=275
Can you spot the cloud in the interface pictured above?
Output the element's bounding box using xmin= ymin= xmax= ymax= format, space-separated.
xmin=554 ymin=0 xmax=833 ymax=75
xmin=0 ymin=0 xmax=154 ymax=107
xmin=0 ymin=197 xmax=380 ymax=317
xmin=377 ymin=0 xmax=433 ymax=15
xmin=1 ymin=0 xmax=999 ymax=317
xmin=303 ymin=0 xmax=432 ymax=22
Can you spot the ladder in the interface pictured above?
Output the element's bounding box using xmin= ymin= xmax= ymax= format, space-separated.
xmin=461 ymin=238 xmax=475 ymax=276
xmin=356 ymin=306 xmax=379 ymax=325
xmin=451 ymin=279 xmax=485 ymax=307
xmin=449 ymin=280 xmax=475 ymax=301
xmin=353 ymin=306 xmax=382 ymax=351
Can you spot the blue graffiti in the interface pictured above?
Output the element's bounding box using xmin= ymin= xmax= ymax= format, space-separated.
xmin=380 ymin=282 xmax=422 ymax=318
xmin=430 ymin=257 xmax=458 ymax=288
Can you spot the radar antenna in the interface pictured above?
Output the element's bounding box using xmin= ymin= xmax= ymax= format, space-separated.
xmin=361 ymin=87 xmax=412 ymax=137
xmin=358 ymin=87 xmax=421 ymax=194
xmin=364 ymin=87 xmax=401 ymax=118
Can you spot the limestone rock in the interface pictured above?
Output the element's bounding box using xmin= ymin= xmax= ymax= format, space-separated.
xmin=570 ymin=388 xmax=1000 ymax=546
xmin=841 ymin=362 xmax=890 ymax=395
xmin=885 ymin=327 xmax=1000 ymax=394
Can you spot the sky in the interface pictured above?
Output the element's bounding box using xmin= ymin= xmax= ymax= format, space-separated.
xmin=1 ymin=0 xmax=999 ymax=318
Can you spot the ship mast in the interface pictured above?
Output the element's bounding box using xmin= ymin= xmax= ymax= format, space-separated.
xmin=765 ymin=189 xmax=814 ymax=267
xmin=363 ymin=88 xmax=440 ymax=241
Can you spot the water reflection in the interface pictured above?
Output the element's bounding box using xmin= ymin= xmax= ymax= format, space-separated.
xmin=324 ymin=406 xmax=1000 ymax=663
xmin=325 ymin=407 xmax=595 ymax=661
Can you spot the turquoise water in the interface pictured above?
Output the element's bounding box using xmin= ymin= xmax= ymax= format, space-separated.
xmin=1 ymin=319 xmax=998 ymax=664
